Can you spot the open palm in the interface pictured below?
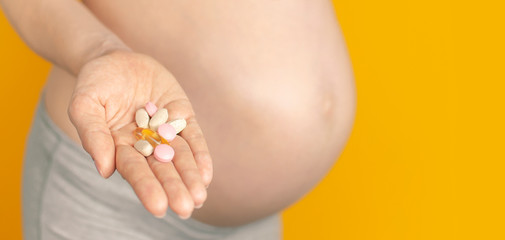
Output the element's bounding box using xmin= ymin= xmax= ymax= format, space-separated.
xmin=68 ymin=51 xmax=212 ymax=219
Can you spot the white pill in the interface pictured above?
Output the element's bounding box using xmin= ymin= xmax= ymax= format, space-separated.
xmin=168 ymin=118 xmax=187 ymax=134
xmin=149 ymin=108 xmax=169 ymax=131
xmin=135 ymin=108 xmax=150 ymax=128
xmin=134 ymin=140 xmax=154 ymax=157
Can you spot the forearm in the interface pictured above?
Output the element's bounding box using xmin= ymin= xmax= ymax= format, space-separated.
xmin=0 ymin=0 xmax=130 ymax=75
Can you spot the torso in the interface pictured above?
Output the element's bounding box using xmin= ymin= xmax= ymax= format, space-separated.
xmin=45 ymin=0 xmax=355 ymax=226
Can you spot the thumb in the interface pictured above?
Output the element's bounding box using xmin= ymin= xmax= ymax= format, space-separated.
xmin=68 ymin=95 xmax=116 ymax=178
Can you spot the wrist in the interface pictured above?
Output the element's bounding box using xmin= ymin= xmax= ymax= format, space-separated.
xmin=75 ymin=34 xmax=132 ymax=76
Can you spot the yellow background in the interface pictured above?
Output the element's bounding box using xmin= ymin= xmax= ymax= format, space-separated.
xmin=1 ymin=0 xmax=504 ymax=239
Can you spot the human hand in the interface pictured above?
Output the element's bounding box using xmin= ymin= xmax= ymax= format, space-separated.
xmin=68 ymin=50 xmax=212 ymax=219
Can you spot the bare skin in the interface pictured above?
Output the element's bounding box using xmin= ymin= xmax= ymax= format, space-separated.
xmin=6 ymin=0 xmax=355 ymax=226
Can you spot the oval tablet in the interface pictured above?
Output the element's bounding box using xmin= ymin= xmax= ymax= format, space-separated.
xmin=154 ymin=144 xmax=174 ymax=162
xmin=149 ymin=108 xmax=169 ymax=131
xmin=134 ymin=140 xmax=154 ymax=157
xmin=157 ymin=123 xmax=176 ymax=142
xmin=145 ymin=102 xmax=158 ymax=117
xmin=168 ymin=118 xmax=187 ymax=134
xmin=135 ymin=108 xmax=149 ymax=128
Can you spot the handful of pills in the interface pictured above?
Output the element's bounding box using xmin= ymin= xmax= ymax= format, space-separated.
xmin=133 ymin=102 xmax=187 ymax=162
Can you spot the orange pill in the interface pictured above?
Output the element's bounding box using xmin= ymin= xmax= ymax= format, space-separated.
xmin=134 ymin=127 xmax=169 ymax=146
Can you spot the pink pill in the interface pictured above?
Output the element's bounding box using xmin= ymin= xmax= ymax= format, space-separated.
xmin=157 ymin=123 xmax=176 ymax=142
xmin=154 ymin=144 xmax=174 ymax=162
xmin=145 ymin=102 xmax=158 ymax=117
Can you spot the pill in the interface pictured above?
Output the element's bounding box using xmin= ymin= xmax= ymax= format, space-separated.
xmin=135 ymin=108 xmax=150 ymax=128
xmin=149 ymin=108 xmax=169 ymax=131
xmin=157 ymin=123 xmax=177 ymax=142
xmin=145 ymin=102 xmax=158 ymax=117
xmin=168 ymin=118 xmax=187 ymax=134
xmin=154 ymin=144 xmax=175 ymax=162
xmin=134 ymin=140 xmax=154 ymax=157
xmin=134 ymin=127 xmax=169 ymax=146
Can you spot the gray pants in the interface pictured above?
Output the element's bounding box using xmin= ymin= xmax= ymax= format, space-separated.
xmin=23 ymin=97 xmax=281 ymax=239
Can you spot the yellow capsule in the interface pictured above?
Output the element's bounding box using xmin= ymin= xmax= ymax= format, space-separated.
xmin=133 ymin=127 xmax=169 ymax=147
xmin=134 ymin=127 xmax=144 ymax=140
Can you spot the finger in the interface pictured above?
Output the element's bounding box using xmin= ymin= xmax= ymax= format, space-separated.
xmin=68 ymin=95 xmax=115 ymax=178
xmin=179 ymin=117 xmax=213 ymax=187
xmin=147 ymin=154 xmax=195 ymax=219
xmin=171 ymin=136 xmax=207 ymax=207
xmin=116 ymin=144 xmax=168 ymax=218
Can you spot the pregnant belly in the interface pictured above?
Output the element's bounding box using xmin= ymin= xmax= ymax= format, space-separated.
xmin=181 ymin=67 xmax=354 ymax=226
xmin=46 ymin=58 xmax=354 ymax=226
xmin=46 ymin=51 xmax=356 ymax=225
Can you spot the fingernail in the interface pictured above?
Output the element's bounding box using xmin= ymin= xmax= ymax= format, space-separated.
xmin=154 ymin=212 xmax=166 ymax=219
xmin=97 ymin=167 xmax=106 ymax=179
xmin=178 ymin=213 xmax=191 ymax=220
xmin=195 ymin=203 xmax=203 ymax=209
